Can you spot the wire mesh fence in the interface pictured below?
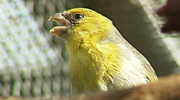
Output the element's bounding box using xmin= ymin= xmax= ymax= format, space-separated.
xmin=0 ymin=0 xmax=70 ymax=97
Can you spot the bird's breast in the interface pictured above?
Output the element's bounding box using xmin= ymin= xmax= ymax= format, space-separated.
xmin=68 ymin=43 xmax=123 ymax=95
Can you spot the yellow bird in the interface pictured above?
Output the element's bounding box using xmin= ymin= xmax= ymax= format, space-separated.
xmin=49 ymin=8 xmax=158 ymax=96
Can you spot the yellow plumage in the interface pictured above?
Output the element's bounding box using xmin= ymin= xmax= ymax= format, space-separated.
xmin=49 ymin=8 xmax=158 ymax=96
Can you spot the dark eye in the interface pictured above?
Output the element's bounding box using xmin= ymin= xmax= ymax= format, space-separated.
xmin=74 ymin=14 xmax=84 ymax=20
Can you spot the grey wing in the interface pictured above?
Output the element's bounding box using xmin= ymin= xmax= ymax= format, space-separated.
xmin=104 ymin=26 xmax=157 ymax=89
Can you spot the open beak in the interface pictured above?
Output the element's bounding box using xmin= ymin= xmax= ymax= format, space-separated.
xmin=49 ymin=12 xmax=70 ymax=37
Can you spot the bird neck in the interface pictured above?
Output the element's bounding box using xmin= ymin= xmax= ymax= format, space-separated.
xmin=65 ymin=41 xmax=122 ymax=94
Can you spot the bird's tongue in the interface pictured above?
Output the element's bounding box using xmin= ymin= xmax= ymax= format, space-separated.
xmin=49 ymin=13 xmax=70 ymax=37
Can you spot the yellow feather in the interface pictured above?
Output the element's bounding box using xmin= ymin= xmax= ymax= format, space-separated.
xmin=49 ymin=8 xmax=158 ymax=96
xmin=68 ymin=42 xmax=122 ymax=94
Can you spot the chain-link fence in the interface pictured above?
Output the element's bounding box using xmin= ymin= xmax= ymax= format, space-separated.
xmin=0 ymin=0 xmax=70 ymax=97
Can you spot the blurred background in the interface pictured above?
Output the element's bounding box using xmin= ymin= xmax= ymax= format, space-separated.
xmin=0 ymin=0 xmax=180 ymax=97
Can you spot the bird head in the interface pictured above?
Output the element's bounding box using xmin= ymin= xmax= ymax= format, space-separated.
xmin=49 ymin=8 xmax=113 ymax=44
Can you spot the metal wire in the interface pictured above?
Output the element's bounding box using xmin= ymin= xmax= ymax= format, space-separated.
xmin=0 ymin=0 xmax=70 ymax=97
